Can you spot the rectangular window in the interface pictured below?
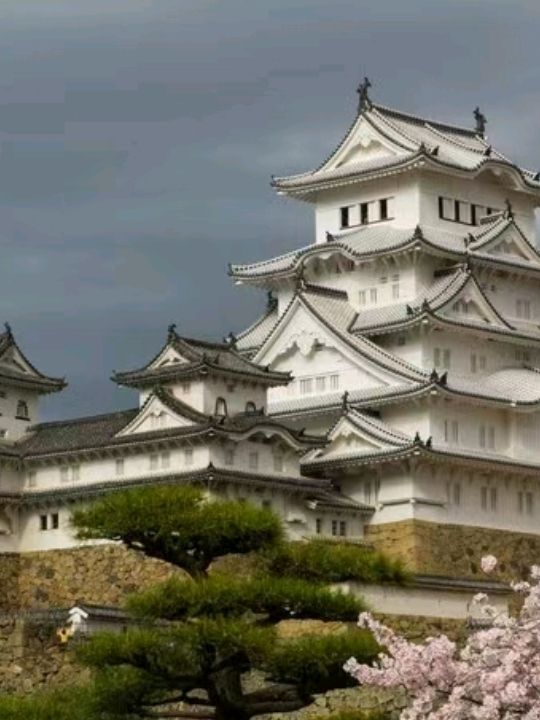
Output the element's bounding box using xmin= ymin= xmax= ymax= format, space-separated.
xmin=471 ymin=354 xmax=477 ymax=373
xmin=71 ymin=465 xmax=80 ymax=482
xmin=316 ymin=518 xmax=323 ymax=535
xmin=339 ymin=521 xmax=347 ymax=537
xmin=184 ymin=448 xmax=193 ymax=467
xmin=150 ymin=453 xmax=159 ymax=471
xmin=330 ymin=375 xmax=340 ymax=391
xmin=161 ymin=451 xmax=170 ymax=469
xmin=434 ymin=347 xmax=441 ymax=368
xmin=316 ymin=376 xmax=326 ymax=392
xmin=490 ymin=487 xmax=497 ymax=511
xmin=273 ymin=455 xmax=284 ymax=472
xmin=518 ymin=491 xmax=524 ymax=514
xmin=249 ymin=452 xmax=259 ymax=470
xmin=359 ymin=290 xmax=366 ymax=306
xmin=300 ymin=378 xmax=313 ymax=395
xmin=369 ymin=287 xmax=377 ymax=303
xmin=517 ymin=300 xmax=532 ymax=320
xmin=360 ymin=202 xmax=369 ymax=225
xmin=363 ymin=481 xmax=372 ymax=505
xmin=526 ymin=492 xmax=534 ymax=516
xmin=481 ymin=486 xmax=488 ymax=510
xmin=379 ymin=275 xmax=388 ymax=285
xmin=454 ymin=199 xmax=461 ymax=222
xmin=452 ymin=483 xmax=461 ymax=506
xmin=40 ymin=515 xmax=48 ymax=531
xmin=331 ymin=520 xmax=338 ymax=536
xmin=443 ymin=349 xmax=451 ymax=369
xmin=380 ymin=198 xmax=388 ymax=220
xmin=224 ymin=448 xmax=235 ymax=466
xmin=451 ymin=420 xmax=459 ymax=444
xmin=340 ymin=206 xmax=351 ymax=228
xmin=470 ymin=204 xmax=477 ymax=226
xmin=488 ymin=427 xmax=495 ymax=450
xmin=444 ymin=419 xmax=449 ymax=443
xmin=28 ymin=471 xmax=36 ymax=488
xmin=392 ymin=283 xmax=400 ymax=300
xmin=115 ymin=458 xmax=124 ymax=476
xmin=479 ymin=425 xmax=486 ymax=448
xmin=51 ymin=512 xmax=59 ymax=530
xmin=479 ymin=356 xmax=487 ymax=371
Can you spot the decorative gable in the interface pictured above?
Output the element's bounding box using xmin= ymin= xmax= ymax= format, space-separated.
xmin=148 ymin=346 xmax=189 ymax=370
xmin=321 ymin=115 xmax=408 ymax=173
xmin=115 ymin=394 xmax=196 ymax=437
xmin=437 ymin=278 xmax=509 ymax=328
xmin=254 ymin=298 xmax=411 ymax=391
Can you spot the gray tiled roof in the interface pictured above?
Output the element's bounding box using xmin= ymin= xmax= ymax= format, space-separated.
xmin=0 ymin=328 xmax=66 ymax=393
xmin=230 ymin=219 xmax=532 ymax=284
xmin=272 ymin=101 xmax=540 ymax=195
xmin=113 ymin=330 xmax=290 ymax=387
xmin=237 ymin=306 xmax=279 ymax=352
xmin=18 ymin=386 xmax=321 ymax=459
xmin=448 ymin=368 xmax=540 ymax=404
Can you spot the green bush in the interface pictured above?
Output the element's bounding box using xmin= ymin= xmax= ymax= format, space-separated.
xmin=267 ymin=631 xmax=379 ymax=694
xmin=264 ymin=539 xmax=409 ymax=584
xmin=128 ymin=574 xmax=367 ymax=621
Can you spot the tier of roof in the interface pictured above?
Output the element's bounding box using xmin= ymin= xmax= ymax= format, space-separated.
xmin=0 ymin=325 xmax=66 ymax=394
xmin=113 ymin=327 xmax=290 ymax=388
xmin=17 ymin=386 xmax=321 ymax=461
xmin=271 ymin=101 xmax=540 ymax=197
xmin=230 ymin=216 xmax=540 ymax=285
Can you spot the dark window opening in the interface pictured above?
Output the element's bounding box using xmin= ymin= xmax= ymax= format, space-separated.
xmin=471 ymin=204 xmax=477 ymax=226
xmin=438 ymin=196 xmax=444 ymax=219
xmin=331 ymin=520 xmax=338 ymax=536
xmin=340 ymin=206 xmax=350 ymax=228
xmin=40 ymin=515 xmax=48 ymax=531
xmin=51 ymin=513 xmax=59 ymax=530
xmin=454 ymin=200 xmax=461 ymax=223
xmin=245 ymin=401 xmax=257 ymax=414
xmin=215 ymin=397 xmax=228 ymax=417
xmin=316 ymin=518 xmax=323 ymax=535
xmin=339 ymin=521 xmax=347 ymax=537
xmin=16 ymin=400 xmax=29 ymax=420
xmin=360 ymin=203 xmax=369 ymax=225
xmin=379 ymin=198 xmax=388 ymax=220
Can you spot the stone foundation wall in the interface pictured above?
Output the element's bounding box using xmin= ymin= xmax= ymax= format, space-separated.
xmin=366 ymin=520 xmax=540 ymax=581
xmin=0 ymin=544 xmax=186 ymax=612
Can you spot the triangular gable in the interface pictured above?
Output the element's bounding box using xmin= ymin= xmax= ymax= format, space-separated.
xmin=327 ymin=114 xmax=407 ymax=171
xmin=435 ymin=275 xmax=511 ymax=328
xmin=254 ymin=295 xmax=417 ymax=390
xmin=472 ymin=223 xmax=540 ymax=265
xmin=305 ymin=412 xmax=411 ymax=463
xmin=0 ymin=343 xmax=35 ymax=376
xmin=115 ymin=394 xmax=197 ymax=437
xmin=148 ymin=345 xmax=190 ymax=370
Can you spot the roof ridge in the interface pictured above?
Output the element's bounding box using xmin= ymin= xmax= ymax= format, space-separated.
xmin=373 ymin=102 xmax=479 ymax=138
xmin=28 ymin=407 xmax=138 ymax=431
xmin=302 ymin=283 xmax=348 ymax=299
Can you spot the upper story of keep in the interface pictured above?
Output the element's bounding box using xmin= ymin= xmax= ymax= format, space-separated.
xmin=271 ymin=81 xmax=540 ymax=246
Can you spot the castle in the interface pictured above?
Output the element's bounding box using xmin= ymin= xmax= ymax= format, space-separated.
xmin=1 ymin=80 xmax=540 ymax=593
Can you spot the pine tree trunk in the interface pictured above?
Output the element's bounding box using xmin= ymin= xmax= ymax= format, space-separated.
xmin=207 ymin=666 xmax=250 ymax=720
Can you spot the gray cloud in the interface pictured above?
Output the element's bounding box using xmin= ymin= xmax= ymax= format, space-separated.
xmin=0 ymin=0 xmax=539 ymax=419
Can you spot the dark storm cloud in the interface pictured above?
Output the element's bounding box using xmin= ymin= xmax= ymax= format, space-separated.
xmin=1 ymin=0 xmax=540 ymax=419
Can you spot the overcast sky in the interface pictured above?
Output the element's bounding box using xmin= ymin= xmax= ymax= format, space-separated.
xmin=2 ymin=0 xmax=540 ymax=420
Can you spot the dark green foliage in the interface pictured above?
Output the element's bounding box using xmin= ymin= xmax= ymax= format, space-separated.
xmin=318 ymin=712 xmax=392 ymax=720
xmin=127 ymin=574 xmax=366 ymax=621
xmin=5 ymin=485 xmax=399 ymax=719
xmin=72 ymin=485 xmax=282 ymax=573
xmin=265 ymin=539 xmax=409 ymax=584
xmin=267 ymin=631 xmax=379 ymax=694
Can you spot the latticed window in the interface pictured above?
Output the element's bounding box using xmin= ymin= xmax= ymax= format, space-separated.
xmin=16 ymin=400 xmax=29 ymax=420
xmin=215 ymin=397 xmax=228 ymax=416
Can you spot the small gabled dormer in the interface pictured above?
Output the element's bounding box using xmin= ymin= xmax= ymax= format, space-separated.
xmin=0 ymin=323 xmax=66 ymax=442
xmin=112 ymin=325 xmax=292 ymax=418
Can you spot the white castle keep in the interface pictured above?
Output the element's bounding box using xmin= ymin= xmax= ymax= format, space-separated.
xmin=2 ymin=80 xmax=540 ymax=558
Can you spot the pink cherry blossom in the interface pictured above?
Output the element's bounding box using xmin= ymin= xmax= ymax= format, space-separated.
xmin=345 ymin=557 xmax=540 ymax=719
xmin=481 ymin=555 xmax=498 ymax=574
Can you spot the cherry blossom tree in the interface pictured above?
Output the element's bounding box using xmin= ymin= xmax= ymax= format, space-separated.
xmin=345 ymin=555 xmax=540 ymax=720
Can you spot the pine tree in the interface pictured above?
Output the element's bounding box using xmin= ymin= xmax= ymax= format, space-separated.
xmin=1 ymin=485 xmax=405 ymax=720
